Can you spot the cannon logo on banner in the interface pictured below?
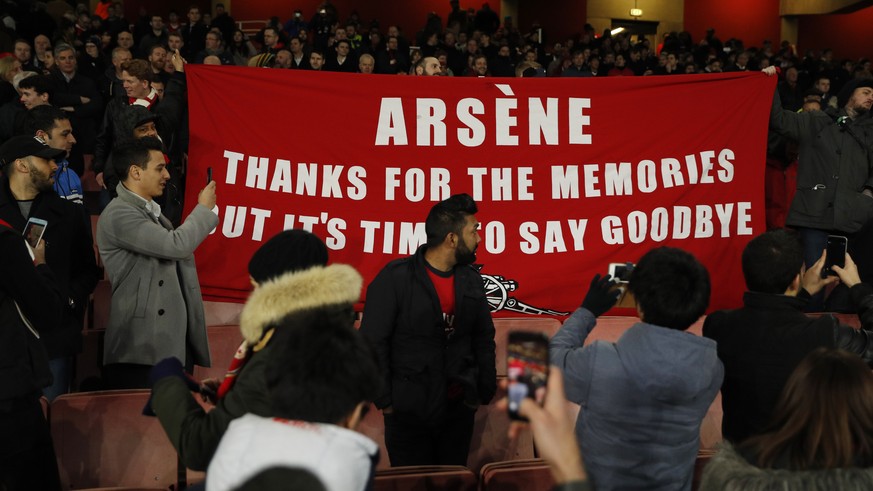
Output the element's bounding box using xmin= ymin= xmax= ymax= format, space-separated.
xmin=185 ymin=66 xmax=775 ymax=314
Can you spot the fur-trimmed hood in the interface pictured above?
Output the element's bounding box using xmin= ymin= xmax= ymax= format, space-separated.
xmin=700 ymin=443 xmax=873 ymax=491
xmin=239 ymin=264 xmax=362 ymax=344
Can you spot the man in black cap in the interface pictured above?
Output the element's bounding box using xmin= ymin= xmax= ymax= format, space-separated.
xmin=0 ymin=135 xmax=66 ymax=491
xmin=0 ymin=124 xmax=100 ymax=402
xmin=765 ymin=66 xmax=873 ymax=310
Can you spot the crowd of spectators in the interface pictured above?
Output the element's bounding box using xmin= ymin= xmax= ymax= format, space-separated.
xmin=5 ymin=1 xmax=873 ymax=491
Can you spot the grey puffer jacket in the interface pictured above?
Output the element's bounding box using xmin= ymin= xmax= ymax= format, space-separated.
xmin=701 ymin=443 xmax=873 ymax=491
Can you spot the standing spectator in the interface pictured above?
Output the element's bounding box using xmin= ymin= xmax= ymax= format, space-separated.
xmin=14 ymin=39 xmax=34 ymax=72
xmin=607 ymin=54 xmax=634 ymax=76
xmin=102 ymin=47 xmax=131 ymax=102
xmin=260 ymin=26 xmax=283 ymax=54
xmin=5 ymin=106 xmax=99 ymax=400
xmin=0 ymin=135 xmax=66 ymax=491
xmin=211 ymin=3 xmax=235 ymax=45
xmin=375 ymin=36 xmax=409 ymax=74
xmin=96 ymin=137 xmax=218 ymax=389
xmin=360 ymin=193 xmax=497 ymax=466
xmin=703 ymin=229 xmax=873 ymax=444
xmin=50 ymin=43 xmax=103 ymax=175
xmin=181 ymin=6 xmax=207 ymax=60
xmin=551 ymin=248 xmax=723 ymax=490
xmin=324 ymin=39 xmax=356 ymax=72
xmin=287 ymin=36 xmax=309 ymax=69
xmin=474 ymin=3 xmax=500 ymax=34
xmin=138 ymin=15 xmax=168 ymax=59
xmin=766 ymin=66 xmax=873 ymax=309
xmin=778 ymin=66 xmax=804 ymax=112
xmin=283 ymin=9 xmax=307 ymax=38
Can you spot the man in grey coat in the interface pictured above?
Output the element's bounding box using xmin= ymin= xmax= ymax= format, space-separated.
xmin=96 ymin=137 xmax=218 ymax=389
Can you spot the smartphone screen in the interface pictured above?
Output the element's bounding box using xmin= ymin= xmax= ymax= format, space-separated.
xmin=822 ymin=235 xmax=848 ymax=277
xmin=207 ymin=167 xmax=213 ymax=184
xmin=608 ymin=262 xmax=634 ymax=283
xmin=23 ymin=218 xmax=48 ymax=249
xmin=507 ymin=331 xmax=549 ymax=421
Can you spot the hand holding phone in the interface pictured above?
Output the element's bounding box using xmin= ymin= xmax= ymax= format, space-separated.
xmin=23 ymin=217 xmax=48 ymax=250
xmin=507 ymin=331 xmax=549 ymax=421
xmin=821 ymin=235 xmax=847 ymax=278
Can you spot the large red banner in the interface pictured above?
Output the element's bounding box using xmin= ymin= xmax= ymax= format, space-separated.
xmin=185 ymin=66 xmax=775 ymax=315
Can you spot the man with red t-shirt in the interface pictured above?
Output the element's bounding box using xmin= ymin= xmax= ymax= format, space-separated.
xmin=360 ymin=193 xmax=497 ymax=466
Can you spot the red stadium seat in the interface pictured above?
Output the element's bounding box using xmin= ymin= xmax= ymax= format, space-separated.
xmin=374 ymin=465 xmax=477 ymax=491
xmin=467 ymin=380 xmax=535 ymax=473
xmin=51 ymin=390 xmax=178 ymax=489
xmin=479 ymin=459 xmax=555 ymax=491
xmin=192 ymin=325 xmax=244 ymax=383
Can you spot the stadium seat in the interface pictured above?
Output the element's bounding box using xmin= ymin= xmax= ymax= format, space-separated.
xmin=374 ymin=465 xmax=477 ymax=491
xmin=51 ymin=390 xmax=178 ymax=489
xmin=467 ymin=379 xmax=534 ymax=473
xmin=479 ymin=459 xmax=555 ymax=491
xmin=203 ymin=300 xmax=245 ymax=327
xmin=192 ymin=325 xmax=244 ymax=383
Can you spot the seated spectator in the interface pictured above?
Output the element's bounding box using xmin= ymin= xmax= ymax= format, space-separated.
xmin=150 ymin=230 xmax=363 ymax=472
xmin=703 ymin=229 xmax=873 ymax=443
xmin=228 ymin=29 xmax=257 ymax=66
xmin=701 ymin=348 xmax=873 ymax=488
xmin=206 ymin=276 xmax=379 ymax=491
xmin=358 ymin=53 xmax=374 ymax=74
xmin=607 ymin=54 xmax=634 ymax=76
xmin=325 ymin=39 xmax=357 ymax=72
xmin=551 ymin=247 xmax=723 ymax=491
xmin=194 ymin=31 xmax=233 ymax=65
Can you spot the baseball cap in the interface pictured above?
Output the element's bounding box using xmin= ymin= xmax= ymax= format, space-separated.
xmin=0 ymin=135 xmax=65 ymax=167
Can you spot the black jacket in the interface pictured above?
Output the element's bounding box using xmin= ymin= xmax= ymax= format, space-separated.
xmin=0 ymin=177 xmax=100 ymax=358
xmin=703 ymin=285 xmax=873 ymax=443
xmin=360 ymin=246 xmax=496 ymax=423
xmin=0 ymin=219 xmax=64 ymax=400
xmin=770 ymin=90 xmax=873 ymax=233
xmin=50 ymin=70 xmax=104 ymax=154
xmin=94 ymin=71 xmax=186 ymax=189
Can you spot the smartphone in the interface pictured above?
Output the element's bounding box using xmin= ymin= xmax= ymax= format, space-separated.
xmin=23 ymin=217 xmax=47 ymax=249
xmin=507 ymin=331 xmax=549 ymax=421
xmin=207 ymin=167 xmax=213 ymax=184
xmin=608 ymin=262 xmax=634 ymax=283
xmin=822 ymin=235 xmax=848 ymax=277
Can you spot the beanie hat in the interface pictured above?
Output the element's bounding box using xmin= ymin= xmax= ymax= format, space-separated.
xmin=248 ymin=229 xmax=329 ymax=283
xmin=837 ymin=78 xmax=873 ymax=108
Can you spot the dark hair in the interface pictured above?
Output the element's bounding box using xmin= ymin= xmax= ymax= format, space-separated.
xmin=741 ymin=229 xmax=803 ymax=294
xmin=18 ymin=74 xmax=53 ymax=100
xmin=148 ymin=44 xmax=167 ymax=57
xmin=744 ymin=348 xmax=873 ymax=469
xmin=248 ymin=229 xmax=329 ymax=283
xmin=21 ymin=105 xmax=68 ymax=135
xmin=113 ymin=136 xmax=163 ymax=181
xmin=629 ymin=247 xmax=710 ymax=330
xmin=266 ymin=310 xmax=380 ymax=424
xmin=120 ymin=59 xmax=152 ymax=83
xmin=335 ymin=39 xmax=350 ymax=49
xmin=425 ymin=193 xmax=477 ymax=248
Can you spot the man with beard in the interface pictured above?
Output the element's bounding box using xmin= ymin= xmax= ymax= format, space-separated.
xmin=4 ymin=110 xmax=100 ymax=401
xmin=360 ymin=193 xmax=496 ymax=466
xmin=765 ymin=67 xmax=873 ymax=310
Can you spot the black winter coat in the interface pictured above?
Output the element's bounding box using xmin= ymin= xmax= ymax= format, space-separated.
xmin=360 ymin=246 xmax=497 ymax=423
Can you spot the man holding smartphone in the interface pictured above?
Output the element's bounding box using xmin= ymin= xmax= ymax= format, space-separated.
xmin=0 ymin=134 xmax=100 ymax=401
xmin=97 ymin=137 xmax=217 ymax=389
xmin=704 ymin=229 xmax=873 ymax=443
xmin=0 ymin=135 xmax=68 ymax=490
xmin=360 ymin=193 xmax=496 ymax=466
xmin=551 ymin=248 xmax=722 ymax=491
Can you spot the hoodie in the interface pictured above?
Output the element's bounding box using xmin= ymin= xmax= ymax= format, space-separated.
xmin=551 ymin=308 xmax=724 ymax=491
